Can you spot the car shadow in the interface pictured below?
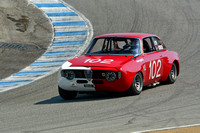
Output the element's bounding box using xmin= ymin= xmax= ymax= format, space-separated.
xmin=34 ymin=83 xmax=166 ymax=105
xmin=34 ymin=93 xmax=125 ymax=105
xmin=143 ymin=82 xmax=166 ymax=91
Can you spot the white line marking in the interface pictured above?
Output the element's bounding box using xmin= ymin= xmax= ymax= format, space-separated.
xmin=40 ymin=7 xmax=71 ymax=12
xmin=54 ymin=35 xmax=87 ymax=42
xmin=132 ymin=123 xmax=200 ymax=133
xmin=54 ymin=26 xmax=87 ymax=32
xmin=50 ymin=16 xmax=82 ymax=22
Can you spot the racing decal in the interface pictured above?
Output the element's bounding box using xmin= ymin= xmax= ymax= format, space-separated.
xmin=158 ymin=45 xmax=164 ymax=50
xmin=149 ymin=59 xmax=161 ymax=80
xmin=62 ymin=61 xmax=91 ymax=70
xmin=84 ymin=59 xmax=114 ymax=64
xmin=136 ymin=59 xmax=144 ymax=62
xmin=62 ymin=61 xmax=72 ymax=69
xmin=143 ymin=64 xmax=146 ymax=71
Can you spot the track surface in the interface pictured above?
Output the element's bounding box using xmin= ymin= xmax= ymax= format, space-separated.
xmin=0 ymin=0 xmax=200 ymax=132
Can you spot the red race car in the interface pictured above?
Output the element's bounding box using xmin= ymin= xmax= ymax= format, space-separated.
xmin=58 ymin=33 xmax=180 ymax=100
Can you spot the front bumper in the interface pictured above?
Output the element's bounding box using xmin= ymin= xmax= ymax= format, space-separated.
xmin=58 ymin=71 xmax=132 ymax=92
xmin=58 ymin=77 xmax=96 ymax=91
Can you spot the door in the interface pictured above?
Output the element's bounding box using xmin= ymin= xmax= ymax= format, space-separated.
xmin=142 ymin=37 xmax=164 ymax=85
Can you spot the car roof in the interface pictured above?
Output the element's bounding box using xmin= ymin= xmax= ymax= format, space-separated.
xmin=97 ymin=33 xmax=157 ymax=39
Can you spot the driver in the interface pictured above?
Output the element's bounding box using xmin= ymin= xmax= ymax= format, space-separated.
xmin=127 ymin=39 xmax=140 ymax=55
xmin=114 ymin=41 xmax=120 ymax=50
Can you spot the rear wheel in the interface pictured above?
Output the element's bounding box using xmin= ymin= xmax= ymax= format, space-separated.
xmin=126 ymin=72 xmax=143 ymax=95
xmin=165 ymin=63 xmax=178 ymax=84
xmin=58 ymin=86 xmax=77 ymax=100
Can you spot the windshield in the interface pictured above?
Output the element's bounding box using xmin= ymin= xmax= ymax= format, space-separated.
xmin=86 ymin=37 xmax=141 ymax=57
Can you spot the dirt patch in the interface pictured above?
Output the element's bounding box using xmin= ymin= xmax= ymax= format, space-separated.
xmin=147 ymin=126 xmax=200 ymax=133
xmin=7 ymin=15 xmax=29 ymax=32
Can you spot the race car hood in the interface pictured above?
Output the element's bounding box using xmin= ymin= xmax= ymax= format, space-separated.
xmin=62 ymin=55 xmax=133 ymax=69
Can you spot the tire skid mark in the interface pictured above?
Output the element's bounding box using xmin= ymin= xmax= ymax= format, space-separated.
xmin=0 ymin=0 xmax=93 ymax=92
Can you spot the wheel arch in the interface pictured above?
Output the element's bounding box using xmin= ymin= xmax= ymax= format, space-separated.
xmin=173 ymin=60 xmax=180 ymax=76
xmin=138 ymin=71 xmax=144 ymax=79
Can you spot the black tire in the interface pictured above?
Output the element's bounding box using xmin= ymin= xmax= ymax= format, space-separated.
xmin=58 ymin=86 xmax=77 ymax=100
xmin=165 ymin=63 xmax=178 ymax=84
xmin=126 ymin=72 xmax=143 ymax=95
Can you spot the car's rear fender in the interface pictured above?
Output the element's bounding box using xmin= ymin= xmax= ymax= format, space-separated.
xmin=161 ymin=51 xmax=180 ymax=81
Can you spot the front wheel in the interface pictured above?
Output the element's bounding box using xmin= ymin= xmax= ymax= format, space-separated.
xmin=126 ymin=72 xmax=143 ymax=95
xmin=58 ymin=86 xmax=77 ymax=100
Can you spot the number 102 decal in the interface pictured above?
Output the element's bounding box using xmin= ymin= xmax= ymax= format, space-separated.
xmin=149 ymin=59 xmax=162 ymax=80
xmin=84 ymin=59 xmax=114 ymax=64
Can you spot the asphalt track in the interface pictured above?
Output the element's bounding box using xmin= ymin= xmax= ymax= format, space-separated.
xmin=0 ymin=0 xmax=200 ymax=133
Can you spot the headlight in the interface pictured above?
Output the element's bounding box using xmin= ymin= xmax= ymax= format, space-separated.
xmin=105 ymin=71 xmax=116 ymax=82
xmin=64 ymin=70 xmax=75 ymax=80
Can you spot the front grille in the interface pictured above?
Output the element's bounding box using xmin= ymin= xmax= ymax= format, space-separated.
xmin=74 ymin=70 xmax=85 ymax=78
xmin=92 ymin=71 xmax=105 ymax=79
xmin=62 ymin=70 xmax=118 ymax=79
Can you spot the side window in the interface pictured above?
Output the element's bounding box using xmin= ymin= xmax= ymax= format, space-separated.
xmin=143 ymin=37 xmax=154 ymax=53
xmin=152 ymin=37 xmax=166 ymax=51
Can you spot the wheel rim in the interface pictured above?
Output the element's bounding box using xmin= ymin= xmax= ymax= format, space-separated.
xmin=135 ymin=75 xmax=142 ymax=91
xmin=171 ymin=64 xmax=177 ymax=81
